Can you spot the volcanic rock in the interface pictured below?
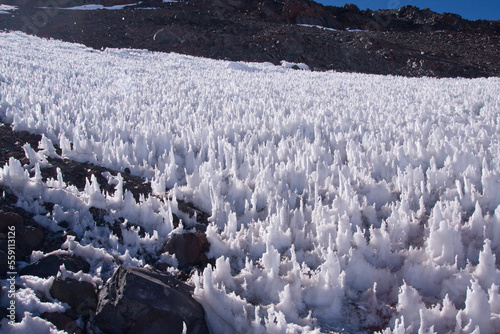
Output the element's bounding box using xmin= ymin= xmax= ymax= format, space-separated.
xmin=0 ymin=0 xmax=498 ymax=77
xmin=20 ymin=254 xmax=90 ymax=278
xmin=41 ymin=312 xmax=84 ymax=334
xmin=160 ymin=232 xmax=210 ymax=269
xmin=95 ymin=266 xmax=209 ymax=334
xmin=0 ymin=210 xmax=24 ymax=233
xmin=50 ymin=276 xmax=98 ymax=318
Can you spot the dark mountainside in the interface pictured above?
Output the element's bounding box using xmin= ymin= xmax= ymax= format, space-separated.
xmin=0 ymin=0 xmax=499 ymax=77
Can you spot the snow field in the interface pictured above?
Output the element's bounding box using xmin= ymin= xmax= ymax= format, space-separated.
xmin=1 ymin=31 xmax=500 ymax=333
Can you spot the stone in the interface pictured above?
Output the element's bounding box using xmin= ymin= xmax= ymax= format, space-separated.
xmin=0 ymin=210 xmax=23 ymax=233
xmin=95 ymin=266 xmax=209 ymax=334
xmin=0 ymin=307 xmax=8 ymax=320
xmin=0 ymin=250 xmax=7 ymax=277
xmin=50 ymin=277 xmax=97 ymax=318
xmin=101 ymin=0 xmax=136 ymax=7
xmin=20 ymin=254 xmax=90 ymax=278
xmin=41 ymin=312 xmax=83 ymax=334
xmin=153 ymin=27 xmax=185 ymax=45
xmin=16 ymin=225 xmax=44 ymax=259
xmin=160 ymin=232 xmax=210 ymax=269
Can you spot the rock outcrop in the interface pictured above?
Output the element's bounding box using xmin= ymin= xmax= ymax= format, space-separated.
xmin=0 ymin=0 xmax=498 ymax=78
xmin=95 ymin=266 xmax=209 ymax=334
xmin=50 ymin=276 xmax=98 ymax=318
xmin=20 ymin=254 xmax=91 ymax=278
xmin=160 ymin=232 xmax=211 ymax=269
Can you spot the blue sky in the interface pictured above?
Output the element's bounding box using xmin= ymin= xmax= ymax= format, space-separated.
xmin=316 ymin=0 xmax=500 ymax=21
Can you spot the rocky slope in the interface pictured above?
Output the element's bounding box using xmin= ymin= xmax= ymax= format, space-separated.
xmin=0 ymin=0 xmax=499 ymax=77
xmin=0 ymin=122 xmax=213 ymax=332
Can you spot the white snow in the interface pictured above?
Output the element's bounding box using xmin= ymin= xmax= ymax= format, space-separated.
xmin=0 ymin=4 xmax=17 ymax=14
xmin=46 ymin=4 xmax=135 ymax=10
xmin=280 ymin=60 xmax=310 ymax=70
xmin=0 ymin=314 xmax=66 ymax=334
xmin=42 ymin=0 xmax=177 ymax=10
xmin=1 ymin=31 xmax=500 ymax=333
xmin=296 ymin=24 xmax=368 ymax=33
xmin=297 ymin=24 xmax=338 ymax=32
xmin=346 ymin=28 xmax=368 ymax=32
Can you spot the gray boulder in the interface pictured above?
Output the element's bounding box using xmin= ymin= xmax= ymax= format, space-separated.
xmin=95 ymin=266 xmax=209 ymax=334
xmin=50 ymin=276 xmax=97 ymax=318
xmin=41 ymin=312 xmax=83 ymax=334
xmin=0 ymin=210 xmax=23 ymax=233
xmin=160 ymin=232 xmax=210 ymax=269
xmin=20 ymin=254 xmax=90 ymax=278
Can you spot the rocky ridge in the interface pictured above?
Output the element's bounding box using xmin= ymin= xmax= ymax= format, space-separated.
xmin=0 ymin=0 xmax=498 ymax=77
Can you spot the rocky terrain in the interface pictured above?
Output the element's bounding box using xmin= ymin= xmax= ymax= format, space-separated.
xmin=0 ymin=0 xmax=498 ymax=77
xmin=0 ymin=121 xmax=214 ymax=332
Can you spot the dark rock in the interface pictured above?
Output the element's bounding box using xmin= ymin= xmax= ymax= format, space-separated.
xmin=38 ymin=0 xmax=86 ymax=8
xmin=16 ymin=225 xmax=44 ymax=259
xmin=89 ymin=207 xmax=107 ymax=226
xmin=20 ymin=254 xmax=90 ymax=278
xmin=41 ymin=312 xmax=84 ymax=334
xmin=258 ymin=0 xmax=282 ymax=20
xmin=0 ymin=210 xmax=24 ymax=233
xmin=153 ymin=27 xmax=186 ymax=45
xmin=160 ymin=232 xmax=210 ymax=268
xmin=50 ymin=276 xmax=97 ymax=318
xmin=95 ymin=266 xmax=209 ymax=334
xmin=0 ymin=307 xmax=8 ymax=320
xmin=40 ymin=231 xmax=67 ymax=254
xmin=101 ymin=0 xmax=136 ymax=7
xmin=282 ymin=0 xmax=339 ymax=29
xmin=172 ymin=213 xmax=180 ymax=228
xmin=57 ymin=221 xmax=70 ymax=229
xmin=0 ymin=250 xmax=7 ymax=277
xmin=177 ymin=200 xmax=210 ymax=225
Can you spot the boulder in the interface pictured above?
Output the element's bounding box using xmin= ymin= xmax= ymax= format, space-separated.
xmin=41 ymin=312 xmax=83 ymax=334
xmin=95 ymin=266 xmax=209 ymax=334
xmin=0 ymin=210 xmax=23 ymax=233
xmin=160 ymin=232 xmax=210 ymax=268
xmin=153 ymin=27 xmax=186 ymax=45
xmin=20 ymin=254 xmax=90 ymax=278
xmin=50 ymin=277 xmax=97 ymax=318
xmin=16 ymin=225 xmax=44 ymax=260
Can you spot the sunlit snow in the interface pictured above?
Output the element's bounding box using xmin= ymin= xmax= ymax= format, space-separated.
xmin=41 ymin=0 xmax=178 ymax=10
xmin=1 ymin=31 xmax=500 ymax=333
xmin=297 ymin=24 xmax=338 ymax=32
xmin=0 ymin=4 xmax=17 ymax=14
xmin=51 ymin=4 xmax=136 ymax=10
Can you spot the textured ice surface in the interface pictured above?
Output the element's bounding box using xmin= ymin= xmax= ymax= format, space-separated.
xmin=1 ymin=31 xmax=500 ymax=333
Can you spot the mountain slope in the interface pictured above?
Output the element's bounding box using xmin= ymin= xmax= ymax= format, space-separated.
xmin=0 ymin=0 xmax=498 ymax=77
